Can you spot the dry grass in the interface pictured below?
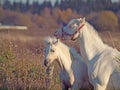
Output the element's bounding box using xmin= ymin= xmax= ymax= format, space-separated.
xmin=0 ymin=29 xmax=61 ymax=90
xmin=0 ymin=28 xmax=120 ymax=90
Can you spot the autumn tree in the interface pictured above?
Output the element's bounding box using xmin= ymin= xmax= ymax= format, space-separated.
xmin=60 ymin=8 xmax=73 ymax=24
xmin=52 ymin=7 xmax=62 ymax=24
xmin=40 ymin=7 xmax=58 ymax=29
xmin=91 ymin=11 xmax=119 ymax=31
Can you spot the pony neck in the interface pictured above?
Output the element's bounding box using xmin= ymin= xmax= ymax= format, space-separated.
xmin=57 ymin=42 xmax=72 ymax=71
xmin=79 ymin=22 xmax=106 ymax=63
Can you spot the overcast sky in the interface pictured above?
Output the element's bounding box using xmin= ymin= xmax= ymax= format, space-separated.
xmin=1 ymin=0 xmax=119 ymax=5
xmin=11 ymin=0 xmax=119 ymax=3
xmin=8 ymin=0 xmax=61 ymax=5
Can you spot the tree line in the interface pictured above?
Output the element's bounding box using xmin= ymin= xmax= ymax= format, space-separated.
xmin=0 ymin=0 xmax=120 ymax=14
xmin=0 ymin=0 xmax=120 ymax=32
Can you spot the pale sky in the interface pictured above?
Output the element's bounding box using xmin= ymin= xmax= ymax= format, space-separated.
xmin=9 ymin=0 xmax=61 ymax=5
xmin=1 ymin=0 xmax=119 ymax=5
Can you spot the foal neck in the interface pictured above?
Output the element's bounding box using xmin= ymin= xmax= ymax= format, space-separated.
xmin=57 ymin=42 xmax=72 ymax=71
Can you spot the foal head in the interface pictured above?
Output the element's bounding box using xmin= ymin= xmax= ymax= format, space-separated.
xmin=44 ymin=37 xmax=59 ymax=67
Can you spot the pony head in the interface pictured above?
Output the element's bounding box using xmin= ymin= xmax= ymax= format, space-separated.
xmin=44 ymin=37 xmax=59 ymax=67
xmin=54 ymin=17 xmax=86 ymax=41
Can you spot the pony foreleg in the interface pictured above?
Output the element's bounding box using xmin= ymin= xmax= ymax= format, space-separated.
xmin=81 ymin=81 xmax=94 ymax=90
xmin=94 ymin=83 xmax=106 ymax=90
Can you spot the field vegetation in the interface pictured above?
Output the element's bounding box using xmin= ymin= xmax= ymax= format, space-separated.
xmin=0 ymin=25 xmax=120 ymax=90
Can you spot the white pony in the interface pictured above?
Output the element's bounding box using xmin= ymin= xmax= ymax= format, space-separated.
xmin=44 ymin=37 xmax=93 ymax=90
xmin=54 ymin=18 xmax=120 ymax=90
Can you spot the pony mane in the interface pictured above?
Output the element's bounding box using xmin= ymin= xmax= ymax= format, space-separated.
xmin=85 ymin=22 xmax=107 ymax=48
xmin=86 ymin=22 xmax=103 ymax=43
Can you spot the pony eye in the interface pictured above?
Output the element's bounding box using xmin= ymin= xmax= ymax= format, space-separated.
xmin=69 ymin=25 xmax=74 ymax=28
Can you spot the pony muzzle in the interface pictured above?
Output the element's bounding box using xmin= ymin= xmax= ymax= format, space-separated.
xmin=71 ymin=32 xmax=79 ymax=41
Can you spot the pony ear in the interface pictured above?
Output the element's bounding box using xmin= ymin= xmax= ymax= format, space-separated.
xmin=82 ymin=17 xmax=86 ymax=23
xmin=79 ymin=18 xmax=82 ymax=22
xmin=78 ymin=17 xmax=86 ymax=23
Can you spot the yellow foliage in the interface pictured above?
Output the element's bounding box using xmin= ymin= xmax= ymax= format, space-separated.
xmin=37 ymin=16 xmax=44 ymax=24
xmin=66 ymin=8 xmax=73 ymax=16
xmin=41 ymin=7 xmax=51 ymax=17
xmin=0 ymin=10 xmax=35 ymax=28
xmin=53 ymin=8 xmax=62 ymax=21
xmin=18 ymin=13 xmax=35 ymax=28
xmin=53 ymin=8 xmax=73 ymax=24
xmin=97 ymin=11 xmax=119 ymax=31
xmin=60 ymin=8 xmax=73 ymax=23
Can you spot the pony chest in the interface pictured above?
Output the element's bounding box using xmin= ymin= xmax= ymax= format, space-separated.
xmin=88 ymin=56 xmax=114 ymax=85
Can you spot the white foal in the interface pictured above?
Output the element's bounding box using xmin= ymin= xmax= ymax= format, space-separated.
xmin=44 ymin=37 xmax=93 ymax=90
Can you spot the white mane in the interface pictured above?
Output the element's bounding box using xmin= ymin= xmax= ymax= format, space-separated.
xmin=85 ymin=22 xmax=107 ymax=50
xmin=85 ymin=22 xmax=120 ymax=54
xmin=86 ymin=22 xmax=104 ymax=44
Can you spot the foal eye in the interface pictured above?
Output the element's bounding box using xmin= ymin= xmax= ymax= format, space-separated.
xmin=51 ymin=49 xmax=55 ymax=52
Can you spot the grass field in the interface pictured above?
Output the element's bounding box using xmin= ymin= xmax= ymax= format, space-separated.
xmin=0 ymin=28 xmax=120 ymax=90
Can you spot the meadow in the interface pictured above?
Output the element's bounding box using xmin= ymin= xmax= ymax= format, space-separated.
xmin=0 ymin=28 xmax=120 ymax=90
xmin=0 ymin=0 xmax=120 ymax=89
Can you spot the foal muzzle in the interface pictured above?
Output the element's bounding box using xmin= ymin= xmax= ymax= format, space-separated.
xmin=44 ymin=60 xmax=48 ymax=67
